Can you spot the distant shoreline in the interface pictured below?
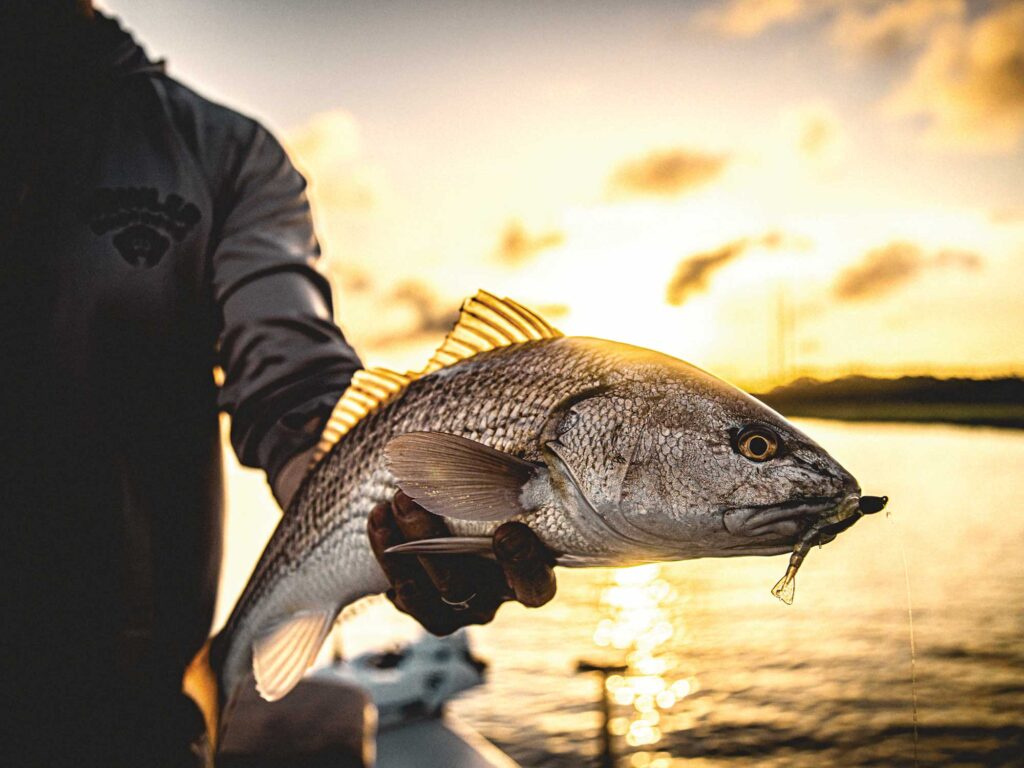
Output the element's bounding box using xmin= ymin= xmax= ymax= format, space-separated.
xmin=753 ymin=376 xmax=1024 ymax=430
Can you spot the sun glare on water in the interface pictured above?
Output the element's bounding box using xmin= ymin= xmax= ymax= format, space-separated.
xmin=592 ymin=564 xmax=701 ymax=759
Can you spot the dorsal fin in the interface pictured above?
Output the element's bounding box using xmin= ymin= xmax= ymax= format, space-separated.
xmin=311 ymin=291 xmax=562 ymax=463
xmin=421 ymin=290 xmax=562 ymax=375
xmin=312 ymin=367 xmax=412 ymax=462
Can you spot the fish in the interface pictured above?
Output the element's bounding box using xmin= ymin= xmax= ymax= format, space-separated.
xmin=184 ymin=290 xmax=884 ymax=746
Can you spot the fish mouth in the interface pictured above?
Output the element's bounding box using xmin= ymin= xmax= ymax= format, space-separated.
xmin=722 ymin=496 xmax=843 ymax=543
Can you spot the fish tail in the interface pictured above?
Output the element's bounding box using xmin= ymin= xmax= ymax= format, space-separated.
xmin=183 ymin=638 xmax=221 ymax=754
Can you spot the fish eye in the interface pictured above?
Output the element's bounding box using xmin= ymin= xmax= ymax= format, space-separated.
xmin=734 ymin=425 xmax=780 ymax=462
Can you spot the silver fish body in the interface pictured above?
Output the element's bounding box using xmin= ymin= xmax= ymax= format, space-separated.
xmin=213 ymin=333 xmax=860 ymax=704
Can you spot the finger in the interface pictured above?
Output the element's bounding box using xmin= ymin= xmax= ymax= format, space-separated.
xmin=493 ymin=522 xmax=557 ymax=608
xmin=367 ymin=501 xmax=426 ymax=590
xmin=461 ymin=557 xmax=512 ymax=617
xmin=368 ymin=498 xmax=452 ymax=626
xmin=395 ymin=577 xmax=502 ymax=633
xmin=459 ymin=603 xmax=500 ymax=626
xmin=391 ymin=492 xmax=477 ymax=605
xmin=371 ymin=497 xmax=474 ymax=634
xmin=391 ymin=490 xmax=450 ymax=539
xmin=389 ymin=579 xmax=462 ymax=636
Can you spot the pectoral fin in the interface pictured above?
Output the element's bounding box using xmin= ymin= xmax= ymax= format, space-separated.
xmin=252 ymin=609 xmax=335 ymax=702
xmin=385 ymin=432 xmax=545 ymax=521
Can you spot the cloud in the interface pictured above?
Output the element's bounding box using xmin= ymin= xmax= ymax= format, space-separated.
xmin=608 ymin=148 xmax=728 ymax=198
xmin=698 ymin=1 xmax=1021 ymax=152
xmin=495 ymin=220 xmax=565 ymax=265
xmin=833 ymin=241 xmax=982 ymax=300
xmin=933 ymin=247 xmax=982 ymax=270
xmin=830 ymin=0 xmax=962 ymax=59
xmin=883 ymin=2 xmax=1024 ymax=152
xmin=666 ymin=240 xmax=747 ymax=306
xmin=534 ymin=303 xmax=570 ymax=320
xmin=785 ymin=104 xmax=847 ymax=166
xmin=799 ymin=114 xmax=834 ymax=156
xmin=666 ymin=232 xmax=793 ymax=306
xmin=330 ymin=277 xmax=460 ymax=354
xmin=389 ymin=281 xmax=459 ymax=337
xmin=698 ymin=0 xmax=820 ymax=38
xmin=700 ymin=0 xmax=952 ymax=45
xmin=833 ymin=241 xmax=923 ymax=300
xmin=285 ymin=110 xmax=382 ymax=210
xmin=330 ymin=266 xmax=372 ymax=295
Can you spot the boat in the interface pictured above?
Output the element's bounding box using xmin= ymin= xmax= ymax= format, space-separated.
xmin=310 ymin=631 xmax=520 ymax=768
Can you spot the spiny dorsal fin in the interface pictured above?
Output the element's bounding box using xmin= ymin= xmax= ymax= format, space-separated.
xmin=311 ymin=291 xmax=562 ymax=463
xmin=312 ymin=367 xmax=412 ymax=462
xmin=421 ymin=290 xmax=562 ymax=375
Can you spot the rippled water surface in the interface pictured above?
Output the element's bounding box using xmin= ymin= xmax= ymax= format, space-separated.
xmin=221 ymin=420 xmax=1024 ymax=767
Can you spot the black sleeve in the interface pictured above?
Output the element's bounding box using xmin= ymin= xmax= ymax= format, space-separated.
xmin=213 ymin=124 xmax=360 ymax=487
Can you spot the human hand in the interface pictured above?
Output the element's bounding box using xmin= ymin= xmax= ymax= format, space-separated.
xmin=367 ymin=491 xmax=557 ymax=635
xmin=272 ymin=447 xmax=316 ymax=509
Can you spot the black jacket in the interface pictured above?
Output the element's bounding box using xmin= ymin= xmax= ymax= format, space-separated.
xmin=1 ymin=14 xmax=360 ymax=764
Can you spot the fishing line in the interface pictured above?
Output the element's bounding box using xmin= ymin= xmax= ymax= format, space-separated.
xmin=889 ymin=512 xmax=919 ymax=767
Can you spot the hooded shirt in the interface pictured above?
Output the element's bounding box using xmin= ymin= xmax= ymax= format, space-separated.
xmin=1 ymin=13 xmax=360 ymax=763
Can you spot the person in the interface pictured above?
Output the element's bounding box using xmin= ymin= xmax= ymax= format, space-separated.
xmin=1 ymin=3 xmax=556 ymax=766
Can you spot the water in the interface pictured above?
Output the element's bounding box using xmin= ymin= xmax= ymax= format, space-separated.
xmin=219 ymin=420 xmax=1024 ymax=767
xmin=891 ymin=514 xmax=920 ymax=766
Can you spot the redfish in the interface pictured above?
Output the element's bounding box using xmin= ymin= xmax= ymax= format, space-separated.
xmin=185 ymin=291 xmax=883 ymax=746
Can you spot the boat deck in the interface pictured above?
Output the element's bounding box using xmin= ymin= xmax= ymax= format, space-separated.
xmin=376 ymin=715 xmax=520 ymax=768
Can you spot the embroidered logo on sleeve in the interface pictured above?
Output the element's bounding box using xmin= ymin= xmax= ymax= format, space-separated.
xmin=85 ymin=187 xmax=201 ymax=267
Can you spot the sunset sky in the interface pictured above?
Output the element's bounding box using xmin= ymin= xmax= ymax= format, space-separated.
xmin=104 ymin=0 xmax=1024 ymax=387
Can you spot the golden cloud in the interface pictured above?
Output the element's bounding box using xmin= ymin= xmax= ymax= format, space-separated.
xmin=800 ymin=115 xmax=833 ymax=155
xmin=666 ymin=232 xmax=795 ymax=306
xmin=609 ymin=148 xmax=728 ymax=198
xmin=698 ymin=0 xmax=816 ymax=38
xmin=702 ymin=0 xmax=954 ymax=45
xmin=390 ymin=281 xmax=459 ymax=335
xmin=830 ymin=0 xmax=962 ymax=59
xmin=495 ymin=220 xmax=565 ymax=265
xmin=833 ymin=241 xmax=981 ymax=300
xmin=699 ymin=1 xmax=1023 ymax=152
xmin=667 ymin=240 xmax=748 ymax=306
xmin=882 ymin=2 xmax=1024 ymax=151
xmin=792 ymin=105 xmax=846 ymax=164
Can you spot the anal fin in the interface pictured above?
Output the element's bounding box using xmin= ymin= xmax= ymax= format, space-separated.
xmin=252 ymin=609 xmax=334 ymax=702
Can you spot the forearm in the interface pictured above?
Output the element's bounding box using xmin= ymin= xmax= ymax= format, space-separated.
xmin=217 ymin=269 xmax=360 ymax=499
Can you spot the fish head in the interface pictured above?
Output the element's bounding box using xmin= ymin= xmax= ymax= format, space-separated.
xmin=543 ymin=342 xmax=860 ymax=565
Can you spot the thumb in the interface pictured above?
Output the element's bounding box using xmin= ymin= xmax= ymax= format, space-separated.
xmin=493 ymin=522 xmax=556 ymax=608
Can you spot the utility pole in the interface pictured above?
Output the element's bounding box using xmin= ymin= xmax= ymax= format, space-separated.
xmin=775 ymin=282 xmax=795 ymax=386
xmin=576 ymin=660 xmax=627 ymax=768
